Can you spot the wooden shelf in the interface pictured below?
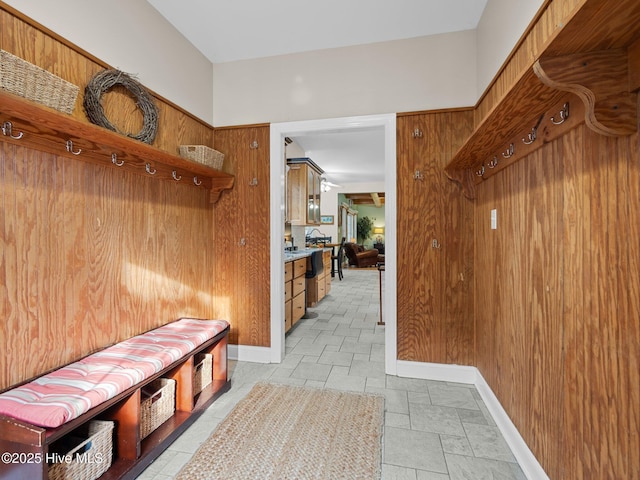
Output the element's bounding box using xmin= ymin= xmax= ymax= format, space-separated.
xmin=445 ymin=0 xmax=640 ymax=199
xmin=0 ymin=90 xmax=234 ymax=203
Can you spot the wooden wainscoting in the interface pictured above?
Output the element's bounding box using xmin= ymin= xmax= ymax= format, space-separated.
xmin=211 ymin=125 xmax=271 ymax=347
xmin=396 ymin=109 xmax=475 ymax=366
xmin=474 ymin=124 xmax=640 ymax=479
xmin=0 ymin=5 xmax=221 ymax=391
xmin=0 ymin=143 xmax=217 ymax=391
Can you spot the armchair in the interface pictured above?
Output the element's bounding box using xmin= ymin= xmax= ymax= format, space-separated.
xmin=344 ymin=242 xmax=379 ymax=267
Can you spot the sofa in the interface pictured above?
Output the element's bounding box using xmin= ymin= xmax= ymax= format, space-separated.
xmin=344 ymin=242 xmax=380 ymax=267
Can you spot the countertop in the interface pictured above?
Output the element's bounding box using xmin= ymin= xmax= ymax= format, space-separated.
xmin=284 ymin=248 xmax=330 ymax=262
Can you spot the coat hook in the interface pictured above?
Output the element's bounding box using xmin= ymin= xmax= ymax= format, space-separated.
xmin=172 ymin=170 xmax=182 ymax=181
xmin=551 ymin=102 xmax=570 ymax=125
xmin=249 ymin=140 xmax=259 ymax=149
xmin=238 ymin=237 xmax=246 ymax=246
xmin=412 ymin=128 xmax=423 ymax=138
xmin=413 ymin=170 xmax=424 ymax=181
xmin=65 ymin=140 xmax=81 ymax=155
xmin=145 ymin=163 xmax=156 ymax=175
xmin=111 ymin=153 xmax=124 ymax=167
xmin=431 ymin=239 xmax=441 ymax=249
xmin=2 ymin=121 xmax=23 ymax=139
xmin=502 ymin=143 xmax=514 ymax=159
xmin=487 ymin=156 xmax=498 ymax=169
xmin=249 ymin=177 xmax=258 ymax=186
xmin=476 ymin=165 xmax=485 ymax=177
xmin=522 ymin=126 xmax=537 ymax=145
xmin=193 ymin=176 xmax=202 ymax=186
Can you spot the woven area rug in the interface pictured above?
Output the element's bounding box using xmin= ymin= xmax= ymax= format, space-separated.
xmin=176 ymin=382 xmax=385 ymax=479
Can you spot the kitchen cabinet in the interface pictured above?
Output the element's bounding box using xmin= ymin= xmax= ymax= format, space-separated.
xmin=284 ymin=261 xmax=293 ymax=331
xmin=284 ymin=258 xmax=307 ymax=332
xmin=287 ymin=157 xmax=323 ymax=225
xmin=306 ymin=249 xmax=331 ymax=307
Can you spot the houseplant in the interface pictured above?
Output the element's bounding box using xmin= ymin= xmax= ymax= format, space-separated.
xmin=356 ymin=216 xmax=373 ymax=245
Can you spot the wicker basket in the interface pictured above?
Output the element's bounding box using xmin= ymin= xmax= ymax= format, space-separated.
xmin=48 ymin=420 xmax=114 ymax=480
xmin=0 ymin=50 xmax=79 ymax=114
xmin=179 ymin=145 xmax=224 ymax=170
xmin=140 ymin=378 xmax=176 ymax=440
xmin=193 ymin=353 xmax=213 ymax=394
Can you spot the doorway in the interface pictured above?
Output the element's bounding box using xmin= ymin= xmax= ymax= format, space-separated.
xmin=269 ymin=114 xmax=397 ymax=375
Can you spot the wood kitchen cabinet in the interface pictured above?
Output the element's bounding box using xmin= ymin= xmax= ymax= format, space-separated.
xmin=306 ymin=249 xmax=331 ymax=307
xmin=285 ymin=258 xmax=306 ymax=332
xmin=287 ymin=157 xmax=323 ymax=225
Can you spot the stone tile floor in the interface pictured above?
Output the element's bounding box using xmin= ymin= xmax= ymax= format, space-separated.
xmin=139 ymin=268 xmax=527 ymax=479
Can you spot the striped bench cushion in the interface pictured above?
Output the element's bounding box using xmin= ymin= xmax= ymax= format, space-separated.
xmin=0 ymin=318 xmax=228 ymax=428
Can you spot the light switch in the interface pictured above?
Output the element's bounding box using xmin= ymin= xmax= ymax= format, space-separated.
xmin=491 ymin=209 xmax=497 ymax=230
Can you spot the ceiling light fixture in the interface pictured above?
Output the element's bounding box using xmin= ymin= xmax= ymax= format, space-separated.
xmin=321 ymin=178 xmax=340 ymax=192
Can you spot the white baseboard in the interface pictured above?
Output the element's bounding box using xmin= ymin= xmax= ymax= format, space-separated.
xmin=395 ymin=360 xmax=549 ymax=480
xmin=473 ymin=370 xmax=550 ymax=480
xmin=396 ymin=360 xmax=478 ymax=384
xmin=228 ymin=344 xmax=272 ymax=363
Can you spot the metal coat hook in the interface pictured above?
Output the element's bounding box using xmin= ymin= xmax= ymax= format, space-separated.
xmin=238 ymin=237 xmax=246 ymax=246
xmin=2 ymin=121 xmax=23 ymax=139
xmin=249 ymin=177 xmax=258 ymax=186
xmin=522 ymin=126 xmax=537 ymax=145
xmin=487 ymin=156 xmax=498 ymax=169
xmin=111 ymin=153 xmax=124 ymax=167
xmin=502 ymin=143 xmax=514 ymax=159
xmin=249 ymin=140 xmax=259 ymax=149
xmin=412 ymin=128 xmax=423 ymax=138
xmin=551 ymin=102 xmax=570 ymax=125
xmin=476 ymin=165 xmax=485 ymax=177
xmin=172 ymin=170 xmax=182 ymax=181
xmin=145 ymin=163 xmax=156 ymax=175
xmin=66 ymin=140 xmax=81 ymax=155
xmin=413 ymin=170 xmax=424 ymax=181
xmin=431 ymin=239 xmax=441 ymax=249
xmin=193 ymin=176 xmax=202 ymax=186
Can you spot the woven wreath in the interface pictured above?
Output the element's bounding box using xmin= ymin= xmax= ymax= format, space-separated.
xmin=84 ymin=69 xmax=158 ymax=144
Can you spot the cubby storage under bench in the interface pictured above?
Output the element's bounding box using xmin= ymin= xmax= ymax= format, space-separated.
xmin=0 ymin=318 xmax=230 ymax=480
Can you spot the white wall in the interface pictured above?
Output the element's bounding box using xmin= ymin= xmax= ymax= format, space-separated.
xmin=320 ymin=181 xmax=385 ymax=244
xmin=4 ymin=0 xmax=214 ymax=123
xmin=211 ymin=1 xmax=546 ymax=127
xmin=212 ymin=31 xmax=478 ymax=126
xmin=476 ymin=0 xmax=546 ymax=95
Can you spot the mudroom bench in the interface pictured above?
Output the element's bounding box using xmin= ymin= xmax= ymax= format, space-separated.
xmin=0 ymin=318 xmax=230 ymax=480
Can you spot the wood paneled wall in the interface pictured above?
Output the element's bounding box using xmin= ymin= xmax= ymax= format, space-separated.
xmin=0 ymin=5 xmax=220 ymax=390
xmin=396 ymin=110 xmax=475 ymax=365
xmin=474 ymin=124 xmax=640 ymax=479
xmin=0 ymin=143 xmax=217 ymax=390
xmin=211 ymin=126 xmax=271 ymax=347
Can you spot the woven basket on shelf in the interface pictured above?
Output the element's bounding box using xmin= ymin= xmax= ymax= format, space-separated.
xmin=0 ymin=50 xmax=79 ymax=114
xmin=48 ymin=420 xmax=114 ymax=480
xmin=140 ymin=378 xmax=176 ymax=440
xmin=179 ymin=145 xmax=225 ymax=170
xmin=193 ymin=353 xmax=213 ymax=394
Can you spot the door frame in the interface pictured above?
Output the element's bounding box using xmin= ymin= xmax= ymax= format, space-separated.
xmin=269 ymin=113 xmax=397 ymax=375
